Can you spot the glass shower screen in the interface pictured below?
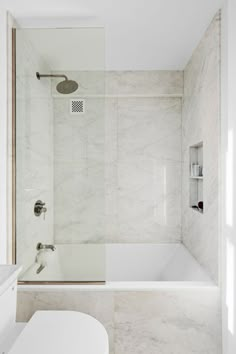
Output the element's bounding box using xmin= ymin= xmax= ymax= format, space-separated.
xmin=14 ymin=27 xmax=105 ymax=283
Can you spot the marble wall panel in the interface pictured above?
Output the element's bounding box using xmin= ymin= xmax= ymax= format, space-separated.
xmin=115 ymin=97 xmax=182 ymax=243
xmin=53 ymin=97 xmax=105 ymax=243
xmin=105 ymin=71 xmax=183 ymax=96
xmin=182 ymin=12 xmax=221 ymax=282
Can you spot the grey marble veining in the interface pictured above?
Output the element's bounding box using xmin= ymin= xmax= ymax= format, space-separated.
xmin=53 ymin=97 xmax=105 ymax=244
xmin=115 ymin=97 xmax=182 ymax=243
xmin=105 ymin=71 xmax=183 ymax=96
xmin=114 ymin=289 xmax=221 ymax=354
xmin=182 ymin=11 xmax=221 ymax=282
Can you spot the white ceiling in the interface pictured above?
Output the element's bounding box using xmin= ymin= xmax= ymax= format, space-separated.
xmin=3 ymin=0 xmax=223 ymax=70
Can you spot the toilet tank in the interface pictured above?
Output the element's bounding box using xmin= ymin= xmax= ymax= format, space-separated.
xmin=0 ymin=266 xmax=21 ymax=337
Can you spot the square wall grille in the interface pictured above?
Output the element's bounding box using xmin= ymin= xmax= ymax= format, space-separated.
xmin=70 ymin=99 xmax=85 ymax=115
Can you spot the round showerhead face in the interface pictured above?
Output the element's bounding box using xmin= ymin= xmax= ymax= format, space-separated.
xmin=56 ymin=79 xmax=78 ymax=94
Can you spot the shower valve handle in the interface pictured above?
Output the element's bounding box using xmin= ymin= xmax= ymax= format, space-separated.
xmin=34 ymin=200 xmax=47 ymax=217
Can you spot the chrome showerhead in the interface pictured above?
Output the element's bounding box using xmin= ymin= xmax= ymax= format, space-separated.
xmin=36 ymin=72 xmax=78 ymax=94
xmin=56 ymin=79 xmax=78 ymax=94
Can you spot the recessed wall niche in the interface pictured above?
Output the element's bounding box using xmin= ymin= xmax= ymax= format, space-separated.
xmin=189 ymin=142 xmax=203 ymax=213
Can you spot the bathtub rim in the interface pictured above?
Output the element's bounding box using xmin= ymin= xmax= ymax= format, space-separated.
xmin=17 ymin=280 xmax=217 ymax=292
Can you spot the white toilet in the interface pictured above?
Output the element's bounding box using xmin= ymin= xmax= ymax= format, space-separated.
xmin=0 ymin=265 xmax=109 ymax=354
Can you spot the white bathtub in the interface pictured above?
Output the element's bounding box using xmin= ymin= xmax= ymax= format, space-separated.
xmin=19 ymin=243 xmax=212 ymax=285
xmin=17 ymin=244 xmax=219 ymax=354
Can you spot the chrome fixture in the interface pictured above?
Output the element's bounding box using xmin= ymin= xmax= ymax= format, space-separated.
xmin=36 ymin=243 xmax=56 ymax=252
xmin=34 ymin=200 xmax=47 ymax=217
xmin=36 ymin=264 xmax=45 ymax=274
xmin=36 ymin=72 xmax=79 ymax=94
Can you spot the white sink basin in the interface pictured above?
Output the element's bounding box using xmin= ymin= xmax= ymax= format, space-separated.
xmin=0 ymin=265 xmax=21 ymax=296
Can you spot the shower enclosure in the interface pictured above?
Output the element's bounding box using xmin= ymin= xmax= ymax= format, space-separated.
xmin=13 ymin=17 xmax=220 ymax=288
xmin=13 ymin=27 xmax=106 ymax=283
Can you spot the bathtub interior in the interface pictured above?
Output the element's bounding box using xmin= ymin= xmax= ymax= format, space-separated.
xmin=106 ymin=244 xmax=212 ymax=282
xmin=19 ymin=243 xmax=212 ymax=283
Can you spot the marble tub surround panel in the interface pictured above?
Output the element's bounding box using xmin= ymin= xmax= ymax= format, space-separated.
xmin=16 ymin=32 xmax=54 ymax=273
xmin=182 ymin=12 xmax=221 ymax=282
xmin=51 ymin=71 xmax=183 ymax=97
xmin=17 ymin=288 xmax=221 ymax=354
xmin=114 ymin=290 xmax=221 ymax=354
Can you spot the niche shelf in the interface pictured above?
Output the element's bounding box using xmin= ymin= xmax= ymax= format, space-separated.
xmin=190 ymin=176 xmax=203 ymax=180
xmin=189 ymin=142 xmax=204 ymax=214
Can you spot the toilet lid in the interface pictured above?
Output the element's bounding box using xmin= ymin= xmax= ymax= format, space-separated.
xmin=9 ymin=311 xmax=109 ymax=354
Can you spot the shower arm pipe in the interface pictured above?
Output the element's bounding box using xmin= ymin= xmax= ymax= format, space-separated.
xmin=36 ymin=72 xmax=68 ymax=81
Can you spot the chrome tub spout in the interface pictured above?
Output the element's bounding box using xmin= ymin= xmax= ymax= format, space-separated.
xmin=36 ymin=243 xmax=56 ymax=252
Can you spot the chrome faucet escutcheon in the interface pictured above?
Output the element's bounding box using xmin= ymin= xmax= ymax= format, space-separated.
xmin=34 ymin=200 xmax=47 ymax=218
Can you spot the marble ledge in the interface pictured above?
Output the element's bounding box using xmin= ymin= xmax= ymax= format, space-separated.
xmin=52 ymin=93 xmax=183 ymax=99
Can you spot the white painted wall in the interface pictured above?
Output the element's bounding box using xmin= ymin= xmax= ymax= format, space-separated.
xmin=0 ymin=11 xmax=16 ymax=264
xmin=0 ymin=0 xmax=223 ymax=70
xmin=221 ymin=1 xmax=236 ymax=353
xmin=0 ymin=10 xmax=8 ymax=263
